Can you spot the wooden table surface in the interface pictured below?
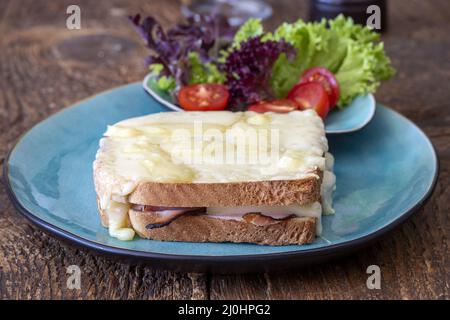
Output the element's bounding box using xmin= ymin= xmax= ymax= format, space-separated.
xmin=0 ymin=0 xmax=448 ymax=300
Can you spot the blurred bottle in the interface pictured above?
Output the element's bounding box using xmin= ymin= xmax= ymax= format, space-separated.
xmin=181 ymin=0 xmax=273 ymax=26
xmin=309 ymin=0 xmax=387 ymax=32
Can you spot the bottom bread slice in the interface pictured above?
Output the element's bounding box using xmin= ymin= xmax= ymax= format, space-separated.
xmin=129 ymin=210 xmax=316 ymax=245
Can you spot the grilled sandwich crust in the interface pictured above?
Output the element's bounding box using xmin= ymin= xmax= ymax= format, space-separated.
xmin=93 ymin=159 xmax=322 ymax=208
xmin=128 ymin=172 xmax=322 ymax=207
xmin=128 ymin=209 xmax=316 ymax=245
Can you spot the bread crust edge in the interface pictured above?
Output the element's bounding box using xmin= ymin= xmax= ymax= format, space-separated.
xmin=128 ymin=210 xmax=316 ymax=246
xmin=127 ymin=170 xmax=322 ymax=207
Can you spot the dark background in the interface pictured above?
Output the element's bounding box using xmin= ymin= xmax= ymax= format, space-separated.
xmin=0 ymin=0 xmax=448 ymax=299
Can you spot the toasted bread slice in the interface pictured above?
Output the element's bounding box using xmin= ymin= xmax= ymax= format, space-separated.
xmin=128 ymin=209 xmax=316 ymax=245
xmin=128 ymin=171 xmax=321 ymax=207
xmin=94 ymin=165 xmax=322 ymax=207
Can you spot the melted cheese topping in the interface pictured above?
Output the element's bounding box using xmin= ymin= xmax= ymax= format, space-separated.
xmin=321 ymin=152 xmax=336 ymax=215
xmin=96 ymin=110 xmax=328 ymax=184
xmin=94 ymin=110 xmax=335 ymax=241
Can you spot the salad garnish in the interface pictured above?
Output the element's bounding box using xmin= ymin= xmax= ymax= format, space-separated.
xmin=131 ymin=13 xmax=395 ymax=116
xmin=265 ymin=16 xmax=395 ymax=107
xmin=129 ymin=14 xmax=234 ymax=94
xmin=222 ymin=36 xmax=295 ymax=110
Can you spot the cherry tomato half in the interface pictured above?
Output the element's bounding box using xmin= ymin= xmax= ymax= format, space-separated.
xmin=299 ymin=67 xmax=340 ymax=108
xmin=178 ymin=84 xmax=229 ymax=111
xmin=248 ymin=99 xmax=298 ymax=113
xmin=287 ymin=82 xmax=330 ymax=119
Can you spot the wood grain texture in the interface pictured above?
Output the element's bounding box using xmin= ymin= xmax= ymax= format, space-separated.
xmin=0 ymin=0 xmax=448 ymax=300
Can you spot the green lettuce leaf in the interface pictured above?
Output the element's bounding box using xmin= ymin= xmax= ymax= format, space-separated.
xmin=335 ymin=41 xmax=394 ymax=106
xmin=268 ymin=15 xmax=395 ymax=106
xmin=268 ymin=21 xmax=319 ymax=97
xmin=187 ymin=52 xmax=226 ymax=84
xmin=149 ymin=53 xmax=226 ymax=92
xmin=232 ymin=18 xmax=264 ymax=47
xmin=149 ymin=64 xmax=176 ymax=91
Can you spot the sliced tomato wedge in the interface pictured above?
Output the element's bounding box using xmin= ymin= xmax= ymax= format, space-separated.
xmin=178 ymin=84 xmax=229 ymax=111
xmin=299 ymin=67 xmax=340 ymax=108
xmin=248 ymin=99 xmax=298 ymax=113
xmin=287 ymin=82 xmax=330 ymax=119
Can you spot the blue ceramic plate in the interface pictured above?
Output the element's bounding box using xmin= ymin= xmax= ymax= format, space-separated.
xmin=143 ymin=73 xmax=376 ymax=134
xmin=4 ymin=83 xmax=438 ymax=273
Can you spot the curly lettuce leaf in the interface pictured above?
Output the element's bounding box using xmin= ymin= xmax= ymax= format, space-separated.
xmin=232 ymin=18 xmax=264 ymax=47
xmin=268 ymin=21 xmax=315 ymax=98
xmin=268 ymin=15 xmax=395 ymax=106
xmin=335 ymin=42 xmax=394 ymax=106
xmin=328 ymin=15 xmax=380 ymax=43
xmin=269 ymin=19 xmax=349 ymax=98
xmin=149 ymin=64 xmax=176 ymax=91
xmin=187 ymin=52 xmax=226 ymax=85
xmin=149 ymin=53 xmax=225 ymax=92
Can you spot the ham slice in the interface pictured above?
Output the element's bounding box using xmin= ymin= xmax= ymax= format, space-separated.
xmin=131 ymin=205 xmax=206 ymax=229
xmin=131 ymin=203 xmax=297 ymax=229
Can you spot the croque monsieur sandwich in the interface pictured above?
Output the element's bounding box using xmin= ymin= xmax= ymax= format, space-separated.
xmin=93 ymin=110 xmax=336 ymax=245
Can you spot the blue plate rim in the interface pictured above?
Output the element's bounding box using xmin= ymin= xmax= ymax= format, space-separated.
xmin=2 ymin=82 xmax=440 ymax=265
xmin=143 ymin=73 xmax=184 ymax=112
xmin=325 ymin=94 xmax=376 ymax=134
